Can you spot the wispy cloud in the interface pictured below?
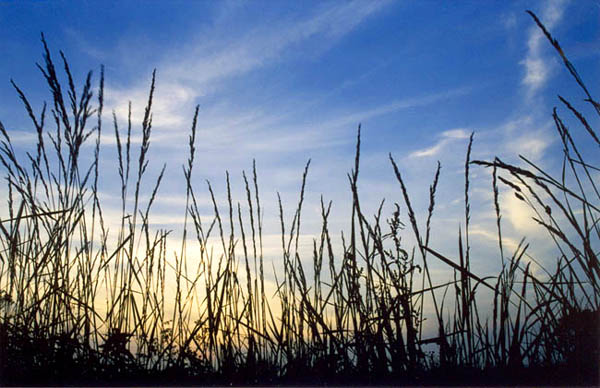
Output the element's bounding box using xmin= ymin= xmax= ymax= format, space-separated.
xmin=500 ymin=185 xmax=540 ymax=235
xmin=240 ymin=87 xmax=473 ymax=154
xmin=520 ymin=0 xmax=568 ymax=96
xmin=101 ymin=83 xmax=472 ymax=167
xmin=169 ymin=1 xmax=392 ymax=85
xmin=409 ymin=128 xmax=471 ymax=158
xmin=495 ymin=115 xmax=554 ymax=162
xmin=104 ymin=0 xmax=392 ymax=131
xmin=0 ymin=130 xmax=36 ymax=144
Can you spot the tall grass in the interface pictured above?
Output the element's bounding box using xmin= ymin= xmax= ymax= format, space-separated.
xmin=0 ymin=12 xmax=598 ymax=386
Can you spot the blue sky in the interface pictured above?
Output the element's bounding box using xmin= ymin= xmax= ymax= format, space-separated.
xmin=1 ymin=1 xmax=599 ymax=307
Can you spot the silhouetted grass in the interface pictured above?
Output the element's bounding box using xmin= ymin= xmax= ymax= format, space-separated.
xmin=0 ymin=11 xmax=598 ymax=386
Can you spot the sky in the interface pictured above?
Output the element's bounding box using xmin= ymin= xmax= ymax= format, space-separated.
xmin=1 ymin=0 xmax=599 ymax=313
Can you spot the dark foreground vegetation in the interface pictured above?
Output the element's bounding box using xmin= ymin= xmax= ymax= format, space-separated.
xmin=0 ymin=12 xmax=598 ymax=386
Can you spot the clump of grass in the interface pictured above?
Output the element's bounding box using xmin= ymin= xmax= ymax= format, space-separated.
xmin=0 ymin=11 xmax=598 ymax=386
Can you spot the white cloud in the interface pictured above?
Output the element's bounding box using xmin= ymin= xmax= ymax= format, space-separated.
xmin=442 ymin=129 xmax=471 ymax=139
xmin=343 ymin=88 xmax=471 ymax=126
xmin=495 ymin=115 xmax=553 ymax=162
xmin=0 ymin=130 xmax=36 ymax=144
xmin=410 ymin=139 xmax=448 ymax=158
xmin=106 ymin=81 xmax=197 ymax=130
xmin=171 ymin=1 xmax=391 ymax=84
xmin=520 ymin=0 xmax=568 ymax=96
xmin=104 ymin=0 xmax=392 ymax=135
xmin=501 ymin=189 xmax=540 ymax=235
xmin=242 ymin=87 xmax=472 ymax=154
xmin=100 ymin=81 xmax=471 ymax=165
xmin=521 ymin=57 xmax=550 ymax=91
xmin=507 ymin=135 xmax=550 ymax=161
xmin=409 ymin=127 xmax=471 ymax=158
xmin=470 ymin=225 xmax=521 ymax=252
